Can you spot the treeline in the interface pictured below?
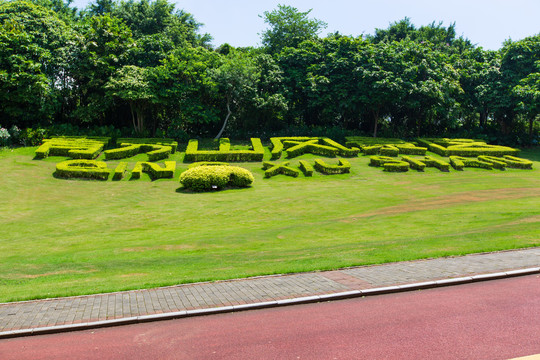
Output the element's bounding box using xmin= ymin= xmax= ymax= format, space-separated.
xmin=0 ymin=1 xmax=538 ymax=145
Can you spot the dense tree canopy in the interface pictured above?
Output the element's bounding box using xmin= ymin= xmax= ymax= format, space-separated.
xmin=0 ymin=0 xmax=538 ymax=144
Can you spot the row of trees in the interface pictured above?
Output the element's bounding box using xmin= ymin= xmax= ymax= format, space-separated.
xmin=0 ymin=1 xmax=538 ymax=143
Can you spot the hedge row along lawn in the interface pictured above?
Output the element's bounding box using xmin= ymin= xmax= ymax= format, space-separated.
xmin=0 ymin=139 xmax=538 ymax=302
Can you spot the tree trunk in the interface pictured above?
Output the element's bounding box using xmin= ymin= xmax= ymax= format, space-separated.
xmin=129 ymin=101 xmax=137 ymax=133
xmin=372 ymin=108 xmax=380 ymax=138
xmin=215 ymin=99 xmax=232 ymax=140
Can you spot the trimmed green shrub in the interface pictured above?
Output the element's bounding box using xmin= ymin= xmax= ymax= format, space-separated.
xmin=396 ymin=144 xmax=427 ymax=155
xmin=113 ymin=162 xmax=128 ymax=180
xmin=401 ymin=156 xmax=425 ymax=171
xmin=271 ymin=137 xmax=357 ymax=159
xmin=379 ymin=145 xmax=399 ymax=157
xmin=383 ymin=161 xmax=409 ymax=172
xmin=424 ymin=156 xmax=450 ymax=172
xmin=286 ymin=142 xmax=338 ymax=158
xmin=116 ymin=138 xmax=178 ymax=153
xmin=104 ymin=144 xmax=140 ymax=160
xmin=449 ymin=156 xmax=495 ymax=170
xmin=298 ymin=160 xmax=314 ymax=176
xmin=104 ymin=143 xmax=172 ymax=161
xmin=502 ymin=155 xmax=533 ymax=169
xmin=477 ymin=156 xmax=506 ymax=170
xmin=179 ymin=165 xmax=254 ymax=191
xmin=449 ymin=156 xmax=465 ymax=170
xmin=131 ymin=161 xmax=176 ymax=180
xmin=188 ymin=161 xmax=230 ymax=169
xmin=184 ymin=138 xmax=264 ymax=162
xmin=55 ymin=160 xmax=110 ymax=180
xmin=219 ymin=138 xmax=231 ymax=152
xmin=418 ymin=138 xmax=520 ymax=157
xmin=320 ymin=138 xmax=360 ymax=157
xmin=369 ymin=156 xmax=396 ymax=167
xmin=35 ymin=137 xmax=107 ymax=160
xmin=314 ymin=159 xmax=351 ymax=174
xmin=362 ymin=145 xmax=382 ymax=155
xmin=263 ymin=161 xmax=300 ymax=178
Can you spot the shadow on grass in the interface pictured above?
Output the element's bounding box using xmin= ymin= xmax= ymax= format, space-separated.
xmin=175 ymin=186 xmax=253 ymax=194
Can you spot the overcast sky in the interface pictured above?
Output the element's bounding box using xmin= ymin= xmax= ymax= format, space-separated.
xmin=72 ymin=0 xmax=540 ymax=50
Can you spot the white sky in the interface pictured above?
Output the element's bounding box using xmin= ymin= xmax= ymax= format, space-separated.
xmin=72 ymin=0 xmax=540 ymax=50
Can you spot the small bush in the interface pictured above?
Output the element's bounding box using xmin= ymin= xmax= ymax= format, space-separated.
xmin=179 ymin=165 xmax=254 ymax=191
xmin=502 ymin=155 xmax=533 ymax=169
xmin=112 ymin=162 xmax=128 ymax=180
xmin=314 ymin=159 xmax=351 ymax=174
xmin=298 ymin=160 xmax=314 ymax=176
xmin=55 ymin=160 xmax=110 ymax=180
xmin=401 ymin=156 xmax=425 ymax=171
xmin=184 ymin=138 xmax=264 ymax=162
xmin=424 ymin=156 xmax=450 ymax=172
xmin=131 ymin=161 xmax=176 ymax=180
xmin=188 ymin=161 xmax=230 ymax=169
xmin=263 ymin=161 xmax=300 ymax=178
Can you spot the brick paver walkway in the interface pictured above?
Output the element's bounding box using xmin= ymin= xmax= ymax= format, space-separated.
xmin=1 ymin=248 xmax=539 ymax=333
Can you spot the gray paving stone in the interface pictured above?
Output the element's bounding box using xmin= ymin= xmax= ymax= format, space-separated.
xmin=0 ymin=247 xmax=538 ymax=334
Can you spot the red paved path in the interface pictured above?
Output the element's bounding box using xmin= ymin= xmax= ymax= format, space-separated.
xmin=0 ymin=275 xmax=538 ymax=360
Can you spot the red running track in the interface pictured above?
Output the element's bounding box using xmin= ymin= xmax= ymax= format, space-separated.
xmin=0 ymin=274 xmax=539 ymax=360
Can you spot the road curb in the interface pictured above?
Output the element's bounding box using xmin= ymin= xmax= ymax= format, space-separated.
xmin=1 ymin=267 xmax=538 ymax=339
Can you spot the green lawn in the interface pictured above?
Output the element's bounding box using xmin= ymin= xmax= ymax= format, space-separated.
xmin=0 ymin=144 xmax=539 ymax=302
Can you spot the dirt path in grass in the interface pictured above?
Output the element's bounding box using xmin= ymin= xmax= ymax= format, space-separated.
xmin=341 ymin=187 xmax=540 ymax=222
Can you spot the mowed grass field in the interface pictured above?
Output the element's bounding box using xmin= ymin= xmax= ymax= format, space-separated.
xmin=0 ymin=144 xmax=539 ymax=302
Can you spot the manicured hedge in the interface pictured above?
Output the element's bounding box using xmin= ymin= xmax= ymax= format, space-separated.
xmin=449 ymin=156 xmax=494 ymax=170
xmin=314 ymin=159 xmax=351 ymax=174
xmin=320 ymin=138 xmax=360 ymax=157
xmin=423 ymin=156 xmax=450 ymax=172
xmin=396 ymin=144 xmax=427 ymax=155
xmin=104 ymin=143 xmax=172 ymax=161
xmin=401 ymin=156 xmax=426 ymax=171
xmin=379 ymin=145 xmax=399 ymax=157
xmin=184 ymin=138 xmax=264 ymax=162
xmin=188 ymin=161 xmax=230 ymax=169
xmin=179 ymin=165 xmax=254 ymax=191
xmin=501 ymin=155 xmax=533 ymax=169
xmin=286 ymin=142 xmax=338 ymax=158
xmin=298 ymin=160 xmax=314 ymax=176
xmin=116 ymin=138 xmax=178 ymax=153
xmin=131 ymin=161 xmax=176 ymax=180
xmin=55 ymin=160 xmax=110 ymax=180
xmin=477 ymin=156 xmax=506 ymax=170
xmin=417 ymin=138 xmax=520 ymax=157
xmin=113 ymin=162 xmax=128 ymax=180
xmin=36 ymin=138 xmax=107 ymax=160
xmin=262 ymin=161 xmax=300 ymax=178
xmin=270 ymin=137 xmax=358 ymax=159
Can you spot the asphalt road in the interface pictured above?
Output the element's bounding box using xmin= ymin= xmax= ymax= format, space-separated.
xmin=0 ymin=274 xmax=539 ymax=360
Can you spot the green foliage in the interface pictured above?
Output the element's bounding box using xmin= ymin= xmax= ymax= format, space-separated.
xmin=423 ymin=156 xmax=450 ymax=172
xmin=260 ymin=4 xmax=327 ymax=54
xmin=298 ymin=160 xmax=313 ymax=176
xmin=262 ymin=161 xmax=300 ymax=178
xmin=313 ymin=158 xmax=351 ymax=174
xmin=55 ymin=159 xmax=110 ymax=180
xmin=116 ymin=138 xmax=178 ymax=153
xmin=184 ymin=138 xmax=264 ymax=162
xmin=131 ymin=161 xmax=176 ymax=179
xmin=369 ymin=156 xmax=409 ymax=172
xmin=449 ymin=156 xmax=494 ymax=170
xmin=179 ymin=165 xmax=254 ymax=191
xmin=419 ymin=138 xmax=520 ymax=157
xmin=35 ymin=137 xmax=108 ymax=159
xmin=501 ymin=155 xmax=534 ymax=169
xmin=270 ymin=137 xmax=357 ymax=159
xmin=188 ymin=161 xmax=230 ymax=169
xmin=113 ymin=161 xmax=128 ymax=180
xmin=401 ymin=156 xmax=426 ymax=171
xmin=104 ymin=143 xmax=172 ymax=161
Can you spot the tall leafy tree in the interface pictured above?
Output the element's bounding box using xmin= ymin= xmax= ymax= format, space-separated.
xmin=260 ymin=4 xmax=327 ymax=54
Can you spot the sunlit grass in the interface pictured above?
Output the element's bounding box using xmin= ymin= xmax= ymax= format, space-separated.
xmin=0 ymin=144 xmax=538 ymax=302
